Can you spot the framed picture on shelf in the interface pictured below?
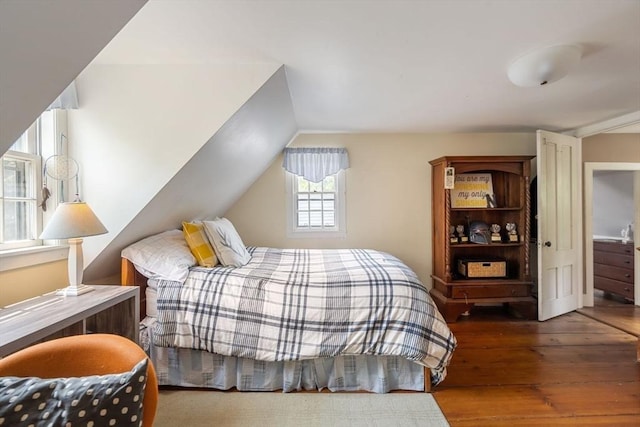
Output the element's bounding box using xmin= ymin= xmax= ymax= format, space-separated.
xmin=451 ymin=173 xmax=495 ymax=208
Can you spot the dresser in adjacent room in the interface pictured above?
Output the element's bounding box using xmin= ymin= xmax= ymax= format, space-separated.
xmin=593 ymin=239 xmax=635 ymax=302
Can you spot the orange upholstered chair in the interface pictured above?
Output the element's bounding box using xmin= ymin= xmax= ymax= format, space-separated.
xmin=0 ymin=334 xmax=157 ymax=427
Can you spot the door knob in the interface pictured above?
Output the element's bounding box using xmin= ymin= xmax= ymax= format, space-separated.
xmin=544 ymin=241 xmax=552 ymax=247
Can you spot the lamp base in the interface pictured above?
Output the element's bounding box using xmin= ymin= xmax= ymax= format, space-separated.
xmin=56 ymin=284 xmax=94 ymax=296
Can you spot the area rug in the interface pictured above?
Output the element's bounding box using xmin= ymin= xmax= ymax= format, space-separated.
xmin=154 ymin=390 xmax=450 ymax=427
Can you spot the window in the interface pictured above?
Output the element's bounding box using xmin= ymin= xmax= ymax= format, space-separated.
xmin=1 ymin=151 xmax=41 ymax=249
xmin=286 ymin=171 xmax=346 ymax=238
xmin=1 ymin=122 xmax=42 ymax=250
xmin=0 ymin=111 xmax=59 ymax=251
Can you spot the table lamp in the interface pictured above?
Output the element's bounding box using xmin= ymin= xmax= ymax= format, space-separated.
xmin=39 ymin=201 xmax=108 ymax=296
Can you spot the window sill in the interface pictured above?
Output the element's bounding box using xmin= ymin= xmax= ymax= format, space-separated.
xmin=287 ymin=230 xmax=347 ymax=239
xmin=0 ymin=245 xmax=69 ymax=272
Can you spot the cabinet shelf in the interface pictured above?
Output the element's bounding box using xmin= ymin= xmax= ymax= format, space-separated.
xmin=430 ymin=155 xmax=535 ymax=322
xmin=432 ymin=275 xmax=531 ymax=286
xmin=450 ymin=242 xmax=523 ymax=248
xmin=451 ymin=207 xmax=523 ymax=212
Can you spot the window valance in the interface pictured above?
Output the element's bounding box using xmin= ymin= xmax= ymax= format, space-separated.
xmin=282 ymin=147 xmax=349 ymax=183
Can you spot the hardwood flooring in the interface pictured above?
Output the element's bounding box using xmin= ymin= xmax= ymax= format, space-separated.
xmin=577 ymin=290 xmax=640 ymax=336
xmin=432 ymin=307 xmax=640 ymax=426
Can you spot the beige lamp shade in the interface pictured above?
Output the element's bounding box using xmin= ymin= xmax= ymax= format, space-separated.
xmin=40 ymin=202 xmax=107 ymax=240
xmin=39 ymin=202 xmax=107 ymax=296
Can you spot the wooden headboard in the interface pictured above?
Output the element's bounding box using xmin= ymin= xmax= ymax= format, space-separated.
xmin=121 ymin=258 xmax=148 ymax=321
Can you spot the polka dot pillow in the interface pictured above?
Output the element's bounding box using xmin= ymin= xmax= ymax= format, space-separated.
xmin=0 ymin=358 xmax=148 ymax=426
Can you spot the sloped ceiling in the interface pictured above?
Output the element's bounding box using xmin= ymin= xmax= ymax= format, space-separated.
xmin=94 ymin=0 xmax=640 ymax=133
xmin=0 ymin=0 xmax=147 ymax=154
xmin=3 ymin=0 xmax=639 ymax=151
xmin=83 ymin=67 xmax=296 ymax=280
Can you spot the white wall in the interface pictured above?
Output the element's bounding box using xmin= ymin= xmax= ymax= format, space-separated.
xmin=69 ymin=62 xmax=282 ymax=277
xmin=593 ymin=171 xmax=634 ymax=238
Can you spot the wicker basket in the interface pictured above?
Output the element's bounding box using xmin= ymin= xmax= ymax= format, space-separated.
xmin=457 ymin=258 xmax=507 ymax=278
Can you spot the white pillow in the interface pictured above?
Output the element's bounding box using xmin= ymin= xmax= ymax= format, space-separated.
xmin=121 ymin=229 xmax=196 ymax=282
xmin=202 ymin=218 xmax=251 ymax=267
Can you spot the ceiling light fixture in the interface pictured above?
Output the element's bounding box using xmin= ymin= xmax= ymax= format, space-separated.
xmin=507 ymin=44 xmax=582 ymax=87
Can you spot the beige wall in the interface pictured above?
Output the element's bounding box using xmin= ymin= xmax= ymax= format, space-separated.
xmin=226 ymin=132 xmax=536 ymax=286
xmin=583 ymin=133 xmax=640 ymax=162
xmin=0 ymin=260 xmax=68 ymax=307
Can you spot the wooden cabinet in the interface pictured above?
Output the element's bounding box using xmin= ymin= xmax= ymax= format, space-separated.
xmin=430 ymin=156 xmax=536 ymax=322
xmin=593 ymin=240 xmax=635 ymax=302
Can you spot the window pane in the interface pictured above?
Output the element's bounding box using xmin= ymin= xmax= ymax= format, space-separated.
xmin=309 ymin=193 xmax=322 ymax=210
xmin=309 ymin=180 xmax=323 ymax=193
xmin=297 ymin=193 xmax=309 ymax=208
xmin=323 ymin=211 xmax=335 ymax=227
xmin=323 ymin=199 xmax=335 ymax=211
xmin=309 ymin=200 xmax=322 ymax=210
xmin=297 ymin=211 xmax=309 ymax=227
xmin=322 ymin=176 xmax=335 ymax=191
xmin=309 ymin=211 xmax=323 ymax=227
xmin=3 ymin=158 xmax=31 ymax=198
xmin=297 ymin=176 xmax=309 ymax=192
xmin=10 ymin=133 xmax=28 ymax=153
xmin=3 ymin=200 xmax=34 ymax=241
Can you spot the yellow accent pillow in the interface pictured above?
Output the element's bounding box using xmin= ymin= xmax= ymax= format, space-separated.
xmin=182 ymin=222 xmax=218 ymax=268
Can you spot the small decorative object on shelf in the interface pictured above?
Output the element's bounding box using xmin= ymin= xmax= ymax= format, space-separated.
xmin=469 ymin=220 xmax=491 ymax=245
xmin=458 ymin=258 xmax=507 ymax=279
xmin=449 ymin=226 xmax=459 ymax=244
xmin=456 ymin=224 xmax=469 ymax=243
xmin=506 ymin=222 xmax=519 ymax=242
xmin=621 ymin=223 xmax=632 ymax=244
xmin=485 ymin=193 xmax=497 ymax=208
xmin=444 ymin=167 xmax=455 ymax=189
xmin=490 ymin=223 xmax=502 ymax=242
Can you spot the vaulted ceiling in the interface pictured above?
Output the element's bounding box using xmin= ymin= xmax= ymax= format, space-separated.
xmin=3 ymin=0 xmax=639 ymax=156
xmin=93 ymin=0 xmax=640 ymax=133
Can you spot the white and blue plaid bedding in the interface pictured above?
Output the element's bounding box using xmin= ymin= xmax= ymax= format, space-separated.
xmin=154 ymin=247 xmax=456 ymax=385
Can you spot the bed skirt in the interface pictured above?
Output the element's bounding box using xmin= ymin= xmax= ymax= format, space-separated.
xmin=142 ymin=320 xmax=425 ymax=393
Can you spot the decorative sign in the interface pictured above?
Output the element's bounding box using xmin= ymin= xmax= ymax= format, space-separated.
xmin=451 ymin=173 xmax=495 ymax=208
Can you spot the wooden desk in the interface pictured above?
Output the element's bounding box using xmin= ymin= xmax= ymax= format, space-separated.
xmin=0 ymin=285 xmax=139 ymax=357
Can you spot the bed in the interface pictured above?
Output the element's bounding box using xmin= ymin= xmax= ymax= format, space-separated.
xmin=121 ymin=227 xmax=456 ymax=393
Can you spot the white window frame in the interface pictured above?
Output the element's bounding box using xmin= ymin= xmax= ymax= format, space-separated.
xmin=0 ymin=110 xmax=68 ymax=267
xmin=286 ymin=171 xmax=346 ymax=238
xmin=0 ymin=150 xmax=42 ymax=250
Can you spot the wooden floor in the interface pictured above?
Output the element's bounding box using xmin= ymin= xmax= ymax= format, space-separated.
xmin=432 ymin=306 xmax=640 ymax=426
xmin=577 ymin=290 xmax=640 ymax=336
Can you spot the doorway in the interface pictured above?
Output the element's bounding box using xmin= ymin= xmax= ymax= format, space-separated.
xmin=584 ymin=163 xmax=640 ymax=307
xmin=580 ymin=162 xmax=640 ymax=336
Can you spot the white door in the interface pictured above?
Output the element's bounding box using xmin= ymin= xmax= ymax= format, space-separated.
xmin=537 ymin=130 xmax=582 ymax=321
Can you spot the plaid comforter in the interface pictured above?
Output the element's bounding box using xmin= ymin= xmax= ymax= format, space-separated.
xmin=154 ymin=247 xmax=456 ymax=384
